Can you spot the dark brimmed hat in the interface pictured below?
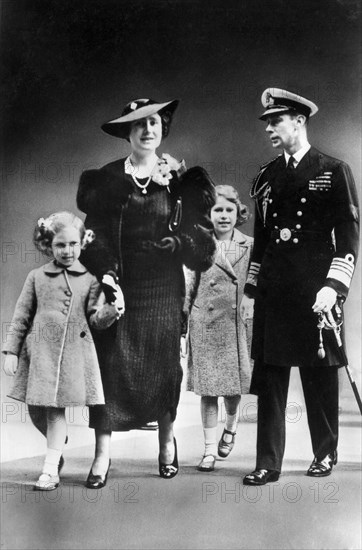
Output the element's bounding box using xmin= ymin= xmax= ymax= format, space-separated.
xmin=259 ymin=88 xmax=318 ymax=120
xmin=101 ymin=98 xmax=179 ymax=139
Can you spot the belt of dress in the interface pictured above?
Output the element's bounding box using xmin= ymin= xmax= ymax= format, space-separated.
xmin=270 ymin=228 xmax=332 ymax=244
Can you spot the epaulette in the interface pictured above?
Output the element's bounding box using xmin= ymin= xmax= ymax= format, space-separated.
xmin=250 ymin=154 xmax=282 ymax=199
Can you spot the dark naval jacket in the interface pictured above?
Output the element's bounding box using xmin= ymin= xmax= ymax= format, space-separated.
xmin=245 ymin=146 xmax=359 ymax=368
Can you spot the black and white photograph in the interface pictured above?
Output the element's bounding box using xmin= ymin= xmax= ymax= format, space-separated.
xmin=1 ymin=1 xmax=361 ymax=549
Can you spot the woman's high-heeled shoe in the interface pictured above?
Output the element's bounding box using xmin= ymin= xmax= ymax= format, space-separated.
xmin=86 ymin=459 xmax=111 ymax=489
xmin=159 ymin=438 xmax=178 ymax=479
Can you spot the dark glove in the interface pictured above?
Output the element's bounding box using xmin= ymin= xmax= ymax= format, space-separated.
xmin=153 ymin=236 xmax=181 ymax=255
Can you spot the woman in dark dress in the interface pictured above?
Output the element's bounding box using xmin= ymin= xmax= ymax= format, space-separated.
xmin=76 ymin=98 xmax=216 ymax=484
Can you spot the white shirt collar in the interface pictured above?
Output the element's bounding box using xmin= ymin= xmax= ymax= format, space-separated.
xmin=284 ymin=143 xmax=311 ymax=167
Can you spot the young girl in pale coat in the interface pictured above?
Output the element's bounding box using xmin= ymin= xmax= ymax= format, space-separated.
xmin=2 ymin=211 xmax=121 ymax=490
xmin=186 ymin=185 xmax=254 ymax=471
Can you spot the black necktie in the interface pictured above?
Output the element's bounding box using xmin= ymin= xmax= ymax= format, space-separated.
xmin=287 ymin=156 xmax=296 ymax=170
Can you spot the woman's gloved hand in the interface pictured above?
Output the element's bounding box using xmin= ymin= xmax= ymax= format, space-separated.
xmin=153 ymin=236 xmax=181 ymax=255
xmin=101 ymin=272 xmax=125 ymax=315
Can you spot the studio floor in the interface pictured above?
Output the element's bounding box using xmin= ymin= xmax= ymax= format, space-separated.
xmin=1 ymin=369 xmax=361 ymax=550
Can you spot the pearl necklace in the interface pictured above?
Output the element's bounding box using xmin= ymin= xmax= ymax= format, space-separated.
xmin=125 ymin=156 xmax=156 ymax=194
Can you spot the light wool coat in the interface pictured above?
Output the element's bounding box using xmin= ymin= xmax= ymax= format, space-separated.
xmin=187 ymin=229 xmax=254 ymax=396
xmin=3 ymin=260 xmax=116 ymax=407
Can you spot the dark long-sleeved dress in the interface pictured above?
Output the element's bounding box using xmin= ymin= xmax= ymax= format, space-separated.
xmin=77 ymin=158 xmax=215 ymax=430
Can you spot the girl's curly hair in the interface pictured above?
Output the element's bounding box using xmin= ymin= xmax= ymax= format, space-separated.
xmin=33 ymin=211 xmax=94 ymax=256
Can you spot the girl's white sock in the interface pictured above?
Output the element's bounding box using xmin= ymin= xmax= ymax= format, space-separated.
xmin=203 ymin=427 xmax=217 ymax=457
xmin=42 ymin=448 xmax=62 ymax=476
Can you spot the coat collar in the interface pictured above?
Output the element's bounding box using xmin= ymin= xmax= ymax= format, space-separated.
xmin=214 ymin=228 xmax=251 ymax=279
xmin=43 ymin=260 xmax=88 ymax=275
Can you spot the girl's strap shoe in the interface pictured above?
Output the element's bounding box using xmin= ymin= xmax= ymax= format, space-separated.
xmin=197 ymin=455 xmax=216 ymax=472
xmin=34 ymin=473 xmax=60 ymax=491
xmin=218 ymin=428 xmax=236 ymax=458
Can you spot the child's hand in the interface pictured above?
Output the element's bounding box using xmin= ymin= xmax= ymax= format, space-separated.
xmin=94 ymin=303 xmax=122 ymax=330
xmin=241 ymin=295 xmax=254 ymax=322
xmin=3 ymin=353 xmax=18 ymax=376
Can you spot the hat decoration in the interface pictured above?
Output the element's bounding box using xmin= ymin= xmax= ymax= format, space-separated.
xmin=101 ymin=98 xmax=179 ymax=139
xmin=259 ymin=88 xmax=318 ymax=120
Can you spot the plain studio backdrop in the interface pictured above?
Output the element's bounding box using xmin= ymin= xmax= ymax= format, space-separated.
xmin=0 ymin=3 xmax=361 ymax=545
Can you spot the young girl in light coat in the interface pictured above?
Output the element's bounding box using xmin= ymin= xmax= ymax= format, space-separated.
xmin=2 ymin=211 xmax=121 ymax=490
xmin=186 ymin=185 xmax=254 ymax=471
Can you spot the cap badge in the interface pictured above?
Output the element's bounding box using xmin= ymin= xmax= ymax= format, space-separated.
xmin=130 ymin=102 xmax=138 ymax=111
xmin=266 ymin=92 xmax=274 ymax=105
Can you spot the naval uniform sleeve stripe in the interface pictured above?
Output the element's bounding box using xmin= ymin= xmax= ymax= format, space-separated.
xmin=246 ymin=262 xmax=260 ymax=287
xmin=249 ymin=262 xmax=260 ymax=275
xmin=329 ymin=258 xmax=354 ymax=275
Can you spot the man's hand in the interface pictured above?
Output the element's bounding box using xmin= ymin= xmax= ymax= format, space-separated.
xmin=241 ymin=295 xmax=254 ymax=322
xmin=312 ymin=286 xmax=337 ymax=313
xmin=3 ymin=353 xmax=18 ymax=376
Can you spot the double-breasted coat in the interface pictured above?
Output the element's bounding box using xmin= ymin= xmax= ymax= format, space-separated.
xmin=187 ymin=228 xmax=254 ymax=396
xmin=3 ymin=260 xmax=116 ymax=407
xmin=245 ymin=146 xmax=359 ymax=371
xmin=76 ymin=159 xmax=216 ymax=430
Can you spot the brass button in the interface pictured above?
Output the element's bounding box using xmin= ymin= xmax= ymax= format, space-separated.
xmin=64 ymin=290 xmax=71 ymax=296
xmin=64 ymin=299 xmax=70 ymax=306
xmin=269 ymin=198 xmax=273 ymax=204
xmin=301 ymin=198 xmax=307 ymax=203
xmin=208 ymin=304 xmax=214 ymax=311
xmin=297 ymin=211 xmax=303 ymax=216
xmin=231 ymin=304 xmax=237 ymax=309
xmin=293 ymin=238 xmax=299 ymax=244
xmin=273 ymin=213 xmax=278 ymax=218
xmin=296 ymin=224 xmax=301 ymax=229
xmin=62 ymin=309 xmax=68 ymax=315
xmin=210 ymin=280 xmax=216 ymax=287
xmin=276 ymin=239 xmax=280 ymax=243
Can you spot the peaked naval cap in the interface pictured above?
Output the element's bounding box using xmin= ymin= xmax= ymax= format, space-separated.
xmin=259 ymin=88 xmax=318 ymax=120
xmin=101 ymin=98 xmax=179 ymax=139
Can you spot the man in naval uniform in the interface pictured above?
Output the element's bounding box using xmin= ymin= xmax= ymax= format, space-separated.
xmin=242 ymin=88 xmax=359 ymax=485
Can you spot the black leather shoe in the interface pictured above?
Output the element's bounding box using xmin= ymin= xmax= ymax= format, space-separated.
xmin=159 ymin=438 xmax=178 ymax=479
xmin=218 ymin=428 xmax=236 ymax=458
xmin=307 ymin=451 xmax=338 ymax=477
xmin=243 ymin=469 xmax=280 ymax=485
xmin=86 ymin=460 xmax=111 ymax=489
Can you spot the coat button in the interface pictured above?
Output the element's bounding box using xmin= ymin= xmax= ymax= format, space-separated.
xmin=62 ymin=309 xmax=68 ymax=315
xmin=296 ymin=224 xmax=301 ymax=229
xmin=276 ymin=239 xmax=280 ymax=243
xmin=64 ymin=290 xmax=72 ymax=296
xmin=80 ymin=331 xmax=86 ymax=338
xmin=301 ymin=197 xmax=307 ymax=203
xmin=208 ymin=304 xmax=214 ymax=311
xmin=297 ymin=211 xmax=303 ymax=216
xmin=210 ymin=280 xmax=216 ymax=286
xmin=64 ymin=300 xmax=70 ymax=306
xmin=231 ymin=304 xmax=237 ymax=309
xmin=273 ymin=212 xmax=278 ymax=218
xmin=293 ymin=238 xmax=299 ymax=244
